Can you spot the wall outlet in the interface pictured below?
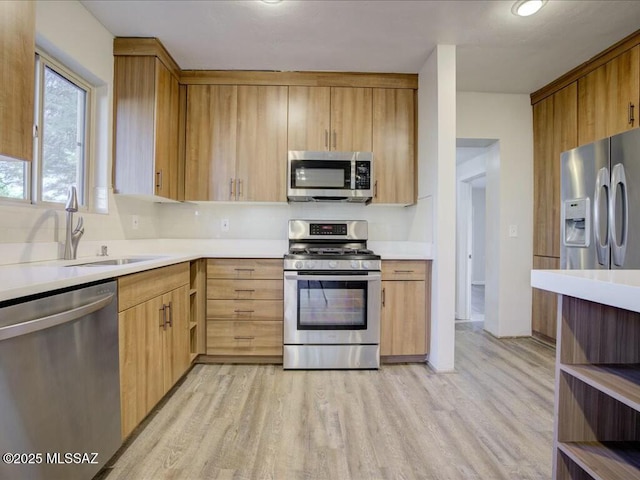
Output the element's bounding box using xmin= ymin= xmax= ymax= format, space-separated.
xmin=221 ymin=218 xmax=230 ymax=232
xmin=132 ymin=215 xmax=139 ymax=230
xmin=508 ymin=224 xmax=518 ymax=237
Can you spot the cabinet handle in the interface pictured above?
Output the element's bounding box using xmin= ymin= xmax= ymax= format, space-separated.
xmin=235 ymin=289 xmax=255 ymax=293
xmin=382 ymin=287 xmax=385 ymax=307
xmin=160 ymin=305 xmax=167 ymax=330
xmin=324 ymin=129 xmax=329 ymax=149
xmin=229 ymin=178 xmax=235 ymax=200
xmin=237 ymin=179 xmax=243 ymax=198
xmin=166 ymin=301 xmax=173 ymax=328
xmin=234 ymin=268 xmax=255 ymax=273
xmin=234 ymin=336 xmax=255 ymax=340
xmin=156 ymin=170 xmax=163 ymax=190
xmin=332 ymin=130 xmax=337 ymax=149
xmin=629 ymin=102 xmax=635 ymax=125
xmin=234 ymin=310 xmax=255 ymax=313
xmin=374 ymin=180 xmax=378 ymax=198
xmin=394 ymin=270 xmax=415 ymax=274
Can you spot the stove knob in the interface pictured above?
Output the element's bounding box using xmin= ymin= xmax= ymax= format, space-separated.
xmin=294 ymin=261 xmax=303 ymax=269
xmin=350 ymin=260 xmax=360 ymax=269
xmin=305 ymin=260 xmax=316 ymax=269
xmin=328 ymin=260 xmax=338 ymax=269
xmin=362 ymin=261 xmax=371 ymax=270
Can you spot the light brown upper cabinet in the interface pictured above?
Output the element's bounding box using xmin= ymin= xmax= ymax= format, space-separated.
xmin=185 ymin=85 xmax=237 ymax=201
xmin=288 ymin=86 xmax=372 ymax=152
xmin=372 ymin=88 xmax=415 ymax=205
xmin=0 ymin=1 xmax=35 ymax=162
xmin=114 ymin=56 xmax=180 ymax=200
xmin=533 ymin=83 xmax=578 ymax=259
xmin=578 ymin=45 xmax=639 ymax=145
xmin=185 ymin=85 xmax=288 ymax=202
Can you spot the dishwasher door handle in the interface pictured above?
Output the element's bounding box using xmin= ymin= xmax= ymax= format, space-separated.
xmin=0 ymin=292 xmax=115 ymax=341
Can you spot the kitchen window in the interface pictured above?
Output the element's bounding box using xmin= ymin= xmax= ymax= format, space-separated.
xmin=0 ymin=52 xmax=91 ymax=207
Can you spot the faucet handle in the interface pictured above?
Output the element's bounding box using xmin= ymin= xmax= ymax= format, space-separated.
xmin=100 ymin=245 xmax=108 ymax=256
xmin=74 ymin=216 xmax=84 ymax=233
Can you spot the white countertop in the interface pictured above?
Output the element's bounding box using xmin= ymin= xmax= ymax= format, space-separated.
xmin=531 ymin=269 xmax=640 ymax=314
xmin=0 ymin=239 xmax=433 ymax=303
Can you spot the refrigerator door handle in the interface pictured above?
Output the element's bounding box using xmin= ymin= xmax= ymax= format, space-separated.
xmin=609 ymin=163 xmax=628 ymax=266
xmin=594 ymin=167 xmax=610 ymax=266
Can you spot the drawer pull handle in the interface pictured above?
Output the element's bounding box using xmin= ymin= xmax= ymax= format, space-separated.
xmin=235 ymin=289 xmax=255 ymax=293
xmin=234 ymin=310 xmax=255 ymax=314
xmin=234 ymin=268 xmax=255 ymax=272
xmin=234 ymin=336 xmax=255 ymax=340
xmin=393 ymin=270 xmax=415 ymax=273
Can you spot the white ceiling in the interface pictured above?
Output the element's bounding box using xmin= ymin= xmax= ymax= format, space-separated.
xmin=81 ymin=0 xmax=640 ymax=94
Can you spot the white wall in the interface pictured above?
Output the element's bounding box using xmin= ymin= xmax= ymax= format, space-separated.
xmin=418 ymin=45 xmax=457 ymax=372
xmin=472 ymin=186 xmax=486 ymax=284
xmin=457 ymin=92 xmax=533 ymax=337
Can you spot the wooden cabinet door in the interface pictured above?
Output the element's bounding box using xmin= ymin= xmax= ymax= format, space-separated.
xmin=163 ymin=285 xmax=190 ymax=391
xmin=372 ymin=88 xmax=415 ymax=204
xmin=118 ymin=295 xmax=164 ymax=439
xmin=185 ymin=85 xmax=237 ymax=201
xmin=578 ymin=46 xmax=640 ymax=144
xmin=533 ymin=83 xmax=578 ymax=258
xmin=288 ymin=86 xmax=331 ymax=151
xmin=531 ymin=256 xmax=559 ymax=342
xmin=0 ymin=0 xmax=34 ymax=162
xmin=154 ymin=59 xmax=179 ymax=200
xmin=236 ymin=85 xmax=288 ymax=202
xmin=330 ymin=87 xmax=372 ymax=151
xmin=380 ymin=280 xmax=426 ymax=356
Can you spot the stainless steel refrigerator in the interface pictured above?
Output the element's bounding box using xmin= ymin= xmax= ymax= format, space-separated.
xmin=560 ymin=128 xmax=640 ymax=269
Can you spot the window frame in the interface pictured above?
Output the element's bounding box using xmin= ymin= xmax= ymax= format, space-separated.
xmin=0 ymin=51 xmax=94 ymax=210
xmin=33 ymin=51 xmax=93 ymax=211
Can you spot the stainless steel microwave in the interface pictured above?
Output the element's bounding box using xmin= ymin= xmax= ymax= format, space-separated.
xmin=287 ymin=151 xmax=373 ymax=203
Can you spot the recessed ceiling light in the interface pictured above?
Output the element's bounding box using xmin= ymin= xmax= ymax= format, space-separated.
xmin=511 ymin=0 xmax=547 ymax=17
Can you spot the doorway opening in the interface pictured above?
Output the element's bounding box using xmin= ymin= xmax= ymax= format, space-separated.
xmin=455 ymin=138 xmax=496 ymax=326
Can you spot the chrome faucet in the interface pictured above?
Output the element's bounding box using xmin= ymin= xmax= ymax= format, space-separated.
xmin=63 ymin=186 xmax=84 ymax=260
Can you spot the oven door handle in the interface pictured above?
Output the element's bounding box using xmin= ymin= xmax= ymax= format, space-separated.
xmin=285 ymin=272 xmax=381 ymax=282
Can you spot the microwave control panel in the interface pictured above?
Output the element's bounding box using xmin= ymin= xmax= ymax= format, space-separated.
xmin=355 ymin=161 xmax=371 ymax=190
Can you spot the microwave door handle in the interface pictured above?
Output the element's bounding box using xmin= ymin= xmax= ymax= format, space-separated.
xmin=594 ymin=167 xmax=609 ymax=266
xmin=609 ymin=163 xmax=628 ymax=266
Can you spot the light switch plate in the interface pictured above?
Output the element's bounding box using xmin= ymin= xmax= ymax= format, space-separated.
xmin=221 ymin=219 xmax=230 ymax=232
xmin=132 ymin=215 xmax=139 ymax=230
xmin=509 ymin=224 xmax=518 ymax=237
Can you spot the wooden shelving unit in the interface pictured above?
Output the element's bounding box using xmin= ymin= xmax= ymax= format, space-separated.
xmin=188 ymin=260 xmax=206 ymax=363
xmin=555 ymin=296 xmax=640 ymax=479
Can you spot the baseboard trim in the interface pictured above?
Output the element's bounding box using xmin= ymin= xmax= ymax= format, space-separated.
xmin=197 ymin=355 xmax=283 ymax=364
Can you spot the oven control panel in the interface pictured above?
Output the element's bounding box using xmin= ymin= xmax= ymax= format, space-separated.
xmin=309 ymin=223 xmax=347 ymax=236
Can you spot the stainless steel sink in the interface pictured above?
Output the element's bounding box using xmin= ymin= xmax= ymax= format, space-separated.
xmin=69 ymin=256 xmax=165 ymax=267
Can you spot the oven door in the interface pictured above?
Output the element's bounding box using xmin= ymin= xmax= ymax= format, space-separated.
xmin=284 ymin=271 xmax=381 ymax=345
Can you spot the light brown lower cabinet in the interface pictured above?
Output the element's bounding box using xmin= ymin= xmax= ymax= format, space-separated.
xmin=118 ymin=263 xmax=190 ymax=439
xmin=532 ymin=255 xmax=560 ymax=342
xmin=554 ymin=295 xmax=640 ymax=479
xmin=206 ymin=259 xmax=283 ymax=360
xmin=380 ymin=260 xmax=431 ymax=360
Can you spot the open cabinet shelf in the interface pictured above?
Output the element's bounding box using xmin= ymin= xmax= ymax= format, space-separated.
xmin=558 ymin=442 xmax=640 ymax=480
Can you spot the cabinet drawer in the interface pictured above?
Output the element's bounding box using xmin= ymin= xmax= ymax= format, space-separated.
xmin=118 ymin=263 xmax=189 ymax=312
xmin=207 ymin=279 xmax=283 ymax=300
xmin=381 ymin=261 xmax=426 ymax=281
xmin=206 ymin=321 xmax=283 ymax=356
xmin=207 ymin=299 xmax=283 ymax=321
xmin=207 ymin=259 xmax=283 ymax=280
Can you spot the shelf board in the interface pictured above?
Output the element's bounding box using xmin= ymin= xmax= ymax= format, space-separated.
xmin=558 ymin=442 xmax=640 ymax=480
xmin=189 ymin=321 xmax=197 ymax=330
xmin=189 ymin=288 xmax=197 ymax=296
xmin=561 ymin=364 xmax=640 ymax=412
xmin=189 ymin=352 xmax=198 ymax=363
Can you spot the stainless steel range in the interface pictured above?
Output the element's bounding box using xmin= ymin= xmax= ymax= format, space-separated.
xmin=283 ymin=220 xmax=381 ymax=369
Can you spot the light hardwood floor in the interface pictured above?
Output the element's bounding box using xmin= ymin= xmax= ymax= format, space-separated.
xmin=97 ymin=323 xmax=555 ymax=480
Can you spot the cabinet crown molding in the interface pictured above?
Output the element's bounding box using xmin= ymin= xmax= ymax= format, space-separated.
xmin=114 ymin=37 xmax=181 ymax=79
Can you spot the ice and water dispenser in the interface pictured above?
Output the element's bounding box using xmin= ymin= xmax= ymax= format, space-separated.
xmin=562 ymin=197 xmax=590 ymax=247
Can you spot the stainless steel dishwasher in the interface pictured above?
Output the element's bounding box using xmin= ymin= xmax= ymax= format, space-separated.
xmin=0 ymin=280 xmax=121 ymax=480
